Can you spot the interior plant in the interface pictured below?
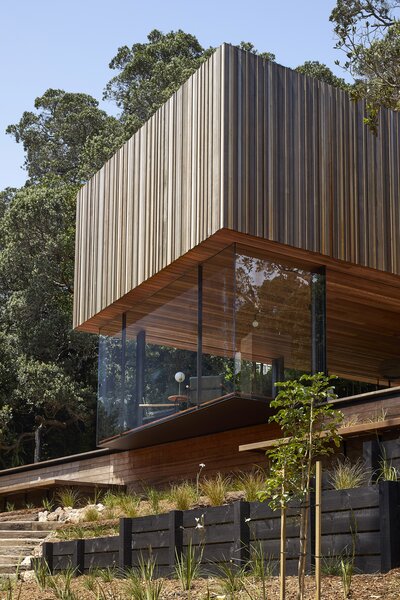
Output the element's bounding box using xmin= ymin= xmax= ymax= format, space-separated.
xmin=259 ymin=373 xmax=343 ymax=600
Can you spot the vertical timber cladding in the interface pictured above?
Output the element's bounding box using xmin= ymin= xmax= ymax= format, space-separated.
xmin=73 ymin=44 xmax=400 ymax=330
xmin=73 ymin=47 xmax=226 ymax=329
xmin=222 ymin=44 xmax=400 ymax=270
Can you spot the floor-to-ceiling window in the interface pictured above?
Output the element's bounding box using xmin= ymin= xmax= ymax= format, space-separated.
xmin=97 ymin=244 xmax=318 ymax=443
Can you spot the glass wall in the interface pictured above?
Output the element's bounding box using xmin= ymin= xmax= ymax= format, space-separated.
xmin=234 ymin=246 xmax=313 ymax=397
xmin=97 ymin=244 xmax=316 ymax=443
xmin=97 ymin=318 xmax=136 ymax=442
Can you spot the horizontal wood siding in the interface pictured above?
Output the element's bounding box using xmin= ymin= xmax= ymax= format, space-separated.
xmin=74 ymin=44 xmax=400 ymax=332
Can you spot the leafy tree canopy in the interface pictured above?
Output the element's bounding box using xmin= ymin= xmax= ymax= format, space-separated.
xmin=330 ymin=0 xmax=400 ymax=130
xmin=296 ymin=60 xmax=351 ymax=91
xmin=6 ymin=89 xmax=124 ymax=183
xmin=103 ymin=29 xmax=214 ymax=133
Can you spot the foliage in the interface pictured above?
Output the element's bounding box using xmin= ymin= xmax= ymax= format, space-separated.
xmin=6 ymin=89 xmax=124 ymax=183
xmin=0 ymin=180 xmax=97 ymax=465
xmin=340 ymin=556 xmax=355 ymax=598
xmin=104 ymin=29 xmax=214 ymax=134
xmin=56 ymin=523 xmax=119 ymax=540
xmin=143 ymin=486 xmax=163 ymax=514
xmin=329 ymin=458 xmax=369 ymax=489
xmin=216 ymin=561 xmax=246 ymax=600
xmin=296 ymin=61 xmax=350 ymax=90
xmin=169 ymin=481 xmax=197 ymax=510
xmin=47 ymin=567 xmax=78 ymax=600
xmin=259 ymin=373 xmax=343 ymax=600
xmin=200 ymin=473 xmax=230 ymax=506
xmin=174 ymin=540 xmax=203 ymax=593
xmin=330 ymin=0 xmax=400 ymax=131
xmin=376 ymin=450 xmax=399 ymax=481
xmin=125 ymin=555 xmax=164 ymax=600
xmin=56 ymin=487 xmax=81 ymax=509
xmin=103 ymin=490 xmax=141 ymax=517
xmin=235 ymin=469 xmax=266 ymax=502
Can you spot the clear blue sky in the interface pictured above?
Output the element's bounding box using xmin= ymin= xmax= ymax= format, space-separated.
xmin=0 ymin=0 xmax=345 ymax=190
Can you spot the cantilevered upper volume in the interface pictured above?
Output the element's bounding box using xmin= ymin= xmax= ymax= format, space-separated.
xmin=73 ymin=43 xmax=400 ymax=333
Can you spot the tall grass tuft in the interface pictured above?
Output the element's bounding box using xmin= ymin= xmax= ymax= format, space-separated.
xmin=56 ymin=487 xmax=80 ymax=509
xmin=235 ymin=469 xmax=266 ymax=502
xmin=81 ymin=505 xmax=100 ymax=522
xmin=200 ymin=473 xmax=230 ymax=506
xmin=329 ymin=459 xmax=368 ymax=490
xmin=175 ymin=540 xmax=203 ymax=594
xmin=47 ymin=567 xmax=78 ymax=600
xmin=33 ymin=558 xmax=51 ymax=589
xmin=244 ymin=541 xmax=275 ymax=600
xmin=169 ymin=481 xmax=197 ymax=510
xmin=376 ymin=449 xmax=399 ymax=482
xmin=103 ymin=490 xmax=140 ymax=517
xmin=144 ymin=487 xmax=163 ymax=514
xmin=340 ymin=557 xmax=354 ymax=599
xmin=216 ymin=561 xmax=245 ymax=600
xmin=125 ymin=555 xmax=163 ymax=600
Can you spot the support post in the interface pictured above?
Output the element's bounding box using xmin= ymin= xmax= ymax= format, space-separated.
xmin=280 ymin=505 xmax=287 ymax=600
xmin=311 ymin=268 xmax=327 ymax=374
xmin=379 ymin=481 xmax=400 ymax=572
xmin=119 ymin=518 xmax=133 ymax=571
xmin=315 ymin=461 xmax=322 ymax=600
xmin=307 ymin=490 xmax=316 ymax=575
xmin=363 ymin=438 xmax=382 ymax=482
xmin=72 ymin=539 xmax=85 ymax=575
xmin=272 ymin=357 xmax=284 ymax=399
xmin=232 ymin=500 xmax=251 ymax=569
xmin=42 ymin=542 xmax=54 ymax=573
xmin=136 ymin=329 xmax=146 ymax=426
xmin=197 ymin=265 xmax=203 ymax=406
xmin=121 ymin=313 xmax=127 ymax=429
xmin=169 ymin=510 xmax=183 ymax=573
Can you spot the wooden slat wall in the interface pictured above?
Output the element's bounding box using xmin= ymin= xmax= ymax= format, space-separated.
xmin=222 ymin=45 xmax=400 ymax=269
xmin=74 ymin=44 xmax=400 ymax=331
xmin=73 ymin=47 xmax=225 ymax=328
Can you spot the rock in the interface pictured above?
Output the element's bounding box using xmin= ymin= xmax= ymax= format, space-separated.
xmin=20 ymin=556 xmax=31 ymax=567
xmin=38 ymin=511 xmax=48 ymax=522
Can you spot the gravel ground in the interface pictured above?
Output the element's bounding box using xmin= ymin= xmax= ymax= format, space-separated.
xmin=2 ymin=572 xmax=400 ymax=600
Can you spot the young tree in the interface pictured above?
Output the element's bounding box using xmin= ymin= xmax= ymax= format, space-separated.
xmin=260 ymin=374 xmax=343 ymax=600
xmin=330 ymin=0 xmax=400 ymax=131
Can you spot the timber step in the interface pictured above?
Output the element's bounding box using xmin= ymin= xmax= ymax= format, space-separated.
xmin=0 ymin=521 xmax=61 ymax=531
xmin=0 ymin=530 xmax=48 ymax=539
xmin=0 ymin=539 xmax=44 ymax=547
xmin=0 ymin=517 xmax=57 ymax=576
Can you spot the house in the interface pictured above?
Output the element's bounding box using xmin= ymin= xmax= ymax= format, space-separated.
xmin=1 ymin=44 xmax=400 ymax=497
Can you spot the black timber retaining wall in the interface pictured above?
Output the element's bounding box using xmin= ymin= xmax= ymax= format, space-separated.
xmin=42 ymin=481 xmax=400 ymax=576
